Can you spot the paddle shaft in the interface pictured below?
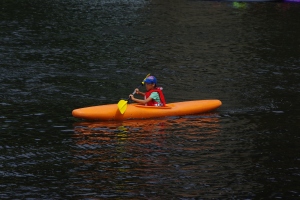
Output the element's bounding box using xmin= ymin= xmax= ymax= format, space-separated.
xmin=127 ymin=84 xmax=142 ymax=101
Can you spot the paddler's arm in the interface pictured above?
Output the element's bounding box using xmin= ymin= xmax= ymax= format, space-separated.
xmin=129 ymin=95 xmax=152 ymax=104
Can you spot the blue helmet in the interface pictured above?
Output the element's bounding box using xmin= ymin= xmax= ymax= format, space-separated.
xmin=144 ymin=76 xmax=157 ymax=84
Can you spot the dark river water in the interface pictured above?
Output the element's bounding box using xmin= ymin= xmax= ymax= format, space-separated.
xmin=1 ymin=0 xmax=300 ymax=199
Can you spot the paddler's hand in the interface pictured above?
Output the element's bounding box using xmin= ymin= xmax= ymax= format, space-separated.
xmin=135 ymin=88 xmax=140 ymax=95
xmin=129 ymin=94 xmax=134 ymax=100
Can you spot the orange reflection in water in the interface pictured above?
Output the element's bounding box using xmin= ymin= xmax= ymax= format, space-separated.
xmin=71 ymin=115 xmax=221 ymax=198
xmin=72 ymin=115 xmax=222 ymax=156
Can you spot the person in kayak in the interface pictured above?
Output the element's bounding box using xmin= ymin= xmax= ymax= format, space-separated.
xmin=129 ymin=76 xmax=166 ymax=106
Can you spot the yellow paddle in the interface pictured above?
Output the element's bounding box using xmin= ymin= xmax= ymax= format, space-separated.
xmin=117 ymin=73 xmax=150 ymax=114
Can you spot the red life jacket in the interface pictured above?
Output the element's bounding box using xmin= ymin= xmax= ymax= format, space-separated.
xmin=144 ymin=87 xmax=166 ymax=106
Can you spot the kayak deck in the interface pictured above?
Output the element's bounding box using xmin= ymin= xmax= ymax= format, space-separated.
xmin=72 ymin=100 xmax=222 ymax=121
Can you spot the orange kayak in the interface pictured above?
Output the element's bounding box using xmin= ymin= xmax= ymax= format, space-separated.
xmin=72 ymin=100 xmax=222 ymax=121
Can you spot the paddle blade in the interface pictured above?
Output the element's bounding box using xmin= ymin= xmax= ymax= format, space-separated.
xmin=117 ymin=100 xmax=128 ymax=114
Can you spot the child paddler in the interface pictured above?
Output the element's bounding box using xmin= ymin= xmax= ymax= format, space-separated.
xmin=129 ymin=76 xmax=166 ymax=106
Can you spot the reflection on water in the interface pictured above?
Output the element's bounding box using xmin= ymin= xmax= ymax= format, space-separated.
xmin=71 ymin=116 xmax=224 ymax=198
